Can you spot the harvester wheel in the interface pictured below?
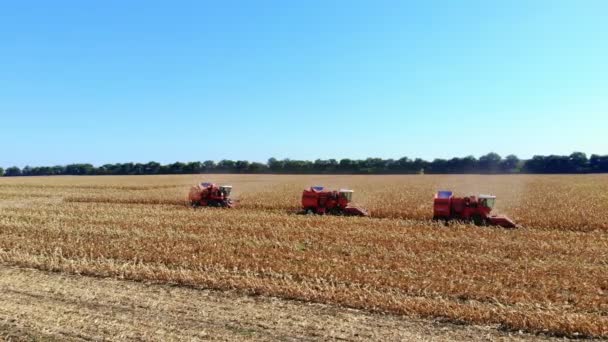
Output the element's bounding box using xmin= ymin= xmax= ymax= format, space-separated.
xmin=306 ymin=208 xmax=315 ymax=215
xmin=472 ymin=215 xmax=488 ymax=226
xmin=328 ymin=208 xmax=343 ymax=216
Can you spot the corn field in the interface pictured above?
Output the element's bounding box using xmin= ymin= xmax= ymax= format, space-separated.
xmin=0 ymin=174 xmax=607 ymax=338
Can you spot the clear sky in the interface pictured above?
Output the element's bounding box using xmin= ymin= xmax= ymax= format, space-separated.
xmin=1 ymin=1 xmax=606 ymax=167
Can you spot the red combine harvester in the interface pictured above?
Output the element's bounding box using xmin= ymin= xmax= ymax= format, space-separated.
xmin=188 ymin=182 xmax=234 ymax=208
xmin=433 ymin=191 xmax=517 ymax=228
xmin=301 ymin=186 xmax=369 ymax=216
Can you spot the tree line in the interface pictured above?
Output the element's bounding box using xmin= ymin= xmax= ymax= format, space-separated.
xmin=1 ymin=152 xmax=607 ymax=177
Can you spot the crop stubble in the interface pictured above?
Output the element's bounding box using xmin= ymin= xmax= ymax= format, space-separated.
xmin=0 ymin=174 xmax=606 ymax=338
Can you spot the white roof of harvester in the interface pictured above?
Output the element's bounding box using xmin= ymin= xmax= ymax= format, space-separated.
xmin=478 ymin=194 xmax=496 ymax=199
xmin=339 ymin=189 xmax=354 ymax=192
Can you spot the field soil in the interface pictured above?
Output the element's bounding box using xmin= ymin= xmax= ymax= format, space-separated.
xmin=0 ymin=265 xmax=558 ymax=341
xmin=0 ymin=174 xmax=607 ymax=339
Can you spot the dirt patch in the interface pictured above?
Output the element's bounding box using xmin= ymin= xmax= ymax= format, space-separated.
xmin=0 ymin=265 xmax=558 ymax=341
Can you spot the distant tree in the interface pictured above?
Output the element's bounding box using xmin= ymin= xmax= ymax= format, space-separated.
xmin=478 ymin=153 xmax=502 ymax=173
xmin=22 ymin=166 xmax=33 ymax=176
xmin=184 ymin=161 xmax=202 ymax=174
xmin=144 ymin=161 xmax=161 ymax=174
xmin=524 ymin=156 xmax=545 ymax=173
xmin=312 ymin=159 xmax=329 ymax=173
xmin=5 ymin=166 xmax=22 ymax=176
xmin=352 ymin=158 xmax=385 ymax=174
xmin=119 ymin=163 xmax=134 ymax=175
xmin=217 ymin=160 xmax=235 ymax=172
xmin=235 ymin=160 xmax=250 ymax=173
xmin=461 ymin=155 xmax=478 ymax=173
xmin=51 ymin=165 xmax=66 ymax=175
xmin=590 ymin=154 xmax=608 ymax=173
xmin=132 ymin=163 xmax=145 ymax=175
xmin=428 ymin=159 xmax=448 ymax=174
xmin=5 ymin=152 xmax=608 ymax=176
xmin=412 ymin=158 xmax=427 ymax=174
xmin=568 ymin=152 xmax=588 ymax=173
xmin=98 ymin=164 xmax=115 ymax=175
xmin=0 ymin=167 xmax=4 ymax=176
xmin=501 ymin=155 xmax=520 ymax=173
xmin=64 ymin=164 xmax=94 ymax=175
xmin=445 ymin=156 xmax=477 ymax=173
xmin=267 ymin=158 xmax=283 ymax=172
xmin=30 ymin=166 xmax=52 ymax=176
xmin=389 ymin=157 xmax=408 ymax=173
xmin=328 ymin=159 xmax=338 ymax=170
xmin=385 ymin=158 xmax=403 ymax=173
xmin=283 ymin=159 xmax=312 ymax=173
xmin=546 ymin=155 xmax=570 ymax=173
xmin=247 ymin=162 xmax=267 ymax=173
xmin=159 ymin=164 xmax=170 ymax=174
xmin=167 ymin=162 xmax=186 ymax=174
xmin=202 ymin=160 xmax=216 ymax=172
xmin=338 ymin=159 xmax=355 ymax=173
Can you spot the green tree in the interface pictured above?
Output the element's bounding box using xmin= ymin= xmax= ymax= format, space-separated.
xmin=22 ymin=166 xmax=33 ymax=176
xmin=119 ymin=163 xmax=135 ymax=175
xmin=133 ymin=163 xmax=145 ymax=175
xmin=168 ymin=162 xmax=186 ymax=174
xmin=268 ymin=158 xmax=284 ymax=172
xmin=428 ymin=159 xmax=448 ymax=173
xmin=568 ymin=152 xmax=588 ymax=173
xmin=144 ymin=161 xmax=161 ymax=174
xmin=338 ymin=159 xmax=355 ymax=172
xmin=5 ymin=166 xmax=22 ymax=176
xmin=184 ymin=161 xmax=202 ymax=174
xmin=479 ymin=153 xmax=502 ymax=173
xmin=65 ymin=164 xmax=94 ymax=175
xmin=590 ymin=154 xmax=608 ymax=172
xmin=0 ymin=167 xmax=4 ymax=176
xmin=235 ymin=160 xmax=250 ymax=173
xmin=51 ymin=165 xmax=66 ymax=175
xmin=217 ymin=160 xmax=235 ymax=172
xmin=501 ymin=154 xmax=520 ymax=172
xmin=247 ymin=162 xmax=267 ymax=173
xmin=202 ymin=160 xmax=216 ymax=172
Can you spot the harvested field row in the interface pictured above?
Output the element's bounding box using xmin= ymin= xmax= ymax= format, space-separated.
xmin=0 ymin=183 xmax=181 ymax=190
xmin=3 ymin=174 xmax=604 ymax=231
xmin=0 ymin=265 xmax=560 ymax=341
xmin=63 ymin=196 xmax=186 ymax=206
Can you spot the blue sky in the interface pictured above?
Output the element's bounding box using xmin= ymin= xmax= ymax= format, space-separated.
xmin=1 ymin=0 xmax=606 ymax=167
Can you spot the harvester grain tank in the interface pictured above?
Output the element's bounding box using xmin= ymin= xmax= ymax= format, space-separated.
xmin=301 ymin=186 xmax=369 ymax=216
xmin=433 ymin=190 xmax=517 ymax=228
xmin=188 ymin=182 xmax=234 ymax=208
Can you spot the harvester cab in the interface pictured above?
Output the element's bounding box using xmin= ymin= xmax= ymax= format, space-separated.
xmin=433 ymin=190 xmax=517 ymax=228
xmin=478 ymin=194 xmax=496 ymax=209
xmin=188 ymin=182 xmax=234 ymax=208
xmin=219 ymin=185 xmax=233 ymax=197
xmin=302 ymin=186 xmax=368 ymax=216
xmin=339 ymin=189 xmax=353 ymax=202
